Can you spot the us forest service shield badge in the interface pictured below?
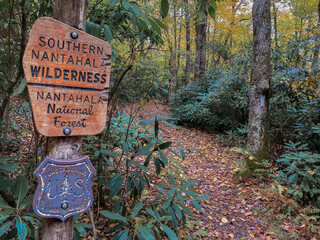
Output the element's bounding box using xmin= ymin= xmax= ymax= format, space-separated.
xmin=33 ymin=156 xmax=95 ymax=221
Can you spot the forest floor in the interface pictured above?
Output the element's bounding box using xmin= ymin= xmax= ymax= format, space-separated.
xmin=120 ymin=101 xmax=318 ymax=240
xmin=5 ymin=97 xmax=319 ymax=240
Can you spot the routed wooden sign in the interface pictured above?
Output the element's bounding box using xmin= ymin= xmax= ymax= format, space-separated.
xmin=23 ymin=17 xmax=111 ymax=136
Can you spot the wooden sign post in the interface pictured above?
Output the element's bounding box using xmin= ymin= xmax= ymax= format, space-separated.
xmin=23 ymin=17 xmax=111 ymax=136
xmin=22 ymin=0 xmax=111 ymax=239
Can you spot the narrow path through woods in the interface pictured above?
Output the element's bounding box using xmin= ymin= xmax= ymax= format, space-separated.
xmin=132 ymin=102 xmax=271 ymax=240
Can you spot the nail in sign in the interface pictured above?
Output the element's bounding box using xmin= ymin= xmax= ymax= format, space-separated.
xmin=23 ymin=17 xmax=111 ymax=136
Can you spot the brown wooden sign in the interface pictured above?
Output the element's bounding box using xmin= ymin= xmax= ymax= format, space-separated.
xmin=23 ymin=17 xmax=111 ymax=136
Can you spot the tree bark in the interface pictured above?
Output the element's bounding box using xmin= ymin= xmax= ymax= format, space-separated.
xmin=185 ymin=0 xmax=191 ymax=85
xmin=176 ymin=24 xmax=182 ymax=82
xmin=273 ymin=2 xmax=278 ymax=49
xmin=167 ymin=31 xmax=175 ymax=101
xmin=41 ymin=0 xmax=88 ymax=239
xmin=198 ymin=13 xmax=207 ymax=79
xmin=311 ymin=0 xmax=320 ymax=73
xmin=194 ymin=0 xmax=207 ymax=80
xmin=0 ymin=0 xmax=26 ymax=124
xmin=247 ymin=0 xmax=271 ymax=166
xmin=194 ymin=21 xmax=200 ymax=79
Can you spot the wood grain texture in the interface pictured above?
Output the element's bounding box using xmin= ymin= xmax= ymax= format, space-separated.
xmin=23 ymin=17 xmax=111 ymax=90
xmin=28 ymin=85 xmax=107 ymax=136
xmin=41 ymin=1 xmax=88 ymax=239
xmin=23 ymin=17 xmax=111 ymax=136
xmin=41 ymin=136 xmax=82 ymax=240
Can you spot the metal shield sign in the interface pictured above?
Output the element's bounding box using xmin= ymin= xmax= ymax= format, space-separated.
xmin=33 ymin=156 xmax=95 ymax=221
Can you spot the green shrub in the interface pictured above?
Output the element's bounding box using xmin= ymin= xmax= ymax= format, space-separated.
xmin=271 ymin=142 xmax=320 ymax=208
xmin=170 ymin=68 xmax=249 ymax=132
xmin=82 ymin=111 xmax=209 ymax=239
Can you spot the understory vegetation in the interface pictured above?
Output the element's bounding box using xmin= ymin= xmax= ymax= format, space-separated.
xmin=1 ymin=0 xmax=320 ymax=239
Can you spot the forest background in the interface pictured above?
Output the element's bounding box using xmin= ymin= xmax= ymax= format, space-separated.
xmin=1 ymin=0 xmax=320 ymax=239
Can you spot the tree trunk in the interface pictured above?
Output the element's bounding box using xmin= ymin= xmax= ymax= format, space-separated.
xmin=0 ymin=0 xmax=26 ymax=124
xmin=311 ymin=0 xmax=320 ymax=73
xmin=247 ymin=0 xmax=271 ymax=167
xmin=42 ymin=137 xmax=83 ymax=240
xmin=168 ymin=35 xmax=175 ymax=101
xmin=185 ymin=0 xmax=191 ymax=85
xmin=176 ymin=24 xmax=182 ymax=83
xmin=194 ymin=1 xmax=207 ymax=80
xmin=273 ymin=2 xmax=278 ymax=49
xmin=198 ymin=12 xmax=207 ymax=79
xmin=41 ymin=0 xmax=88 ymax=239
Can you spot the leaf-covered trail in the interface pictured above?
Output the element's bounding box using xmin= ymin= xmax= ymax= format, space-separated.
xmin=135 ymin=102 xmax=270 ymax=240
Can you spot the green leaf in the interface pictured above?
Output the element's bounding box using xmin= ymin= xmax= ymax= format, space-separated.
xmin=133 ymin=161 xmax=149 ymax=172
xmin=132 ymin=202 xmax=143 ymax=219
xmin=154 ymin=141 xmax=172 ymax=151
xmin=123 ymin=143 xmax=129 ymax=157
xmin=173 ymin=203 xmax=182 ymax=219
xmin=74 ymin=230 xmax=81 ymax=240
xmin=13 ymin=78 xmax=26 ymax=97
xmin=162 ymin=199 xmax=171 ymax=210
xmin=180 ymin=181 xmax=196 ymax=189
xmin=152 ymin=17 xmax=167 ymax=30
xmin=0 ymin=209 xmax=14 ymax=222
xmin=158 ymin=148 xmax=168 ymax=165
xmin=169 ymin=175 xmax=176 ymax=187
xmin=115 ymin=229 xmax=129 ymax=240
xmin=209 ymin=0 xmax=217 ymax=9
xmin=101 ymin=149 xmax=121 ymax=157
xmin=0 ymin=221 xmax=11 ymax=238
xmin=14 ymin=176 xmax=28 ymax=205
xmin=110 ymin=176 xmax=124 ymax=198
xmin=160 ymin=0 xmax=169 ymax=18
xmin=122 ymin=0 xmax=130 ymax=10
xmin=23 ymin=216 xmax=39 ymax=227
xmin=146 ymin=208 xmax=156 ymax=218
xmin=16 ymin=216 xmax=27 ymax=240
xmin=20 ymin=195 xmax=33 ymax=209
xmin=130 ymin=3 xmax=142 ymax=16
xmin=0 ymin=180 xmax=14 ymax=190
xmin=139 ymin=19 xmax=149 ymax=31
xmin=194 ymin=195 xmax=211 ymax=200
xmin=181 ymin=190 xmax=197 ymax=196
xmin=106 ymin=173 xmax=124 ymax=188
xmin=110 ymin=0 xmax=121 ymax=7
xmin=130 ymin=173 xmax=140 ymax=191
xmin=167 ymin=148 xmax=180 ymax=157
xmin=162 ymin=120 xmax=178 ymax=129
xmin=100 ymin=210 xmax=128 ymax=224
xmin=136 ymin=226 xmax=155 ymax=240
xmin=75 ymin=225 xmax=87 ymax=237
xmin=199 ymin=12 xmax=206 ymax=21
xmin=191 ymin=200 xmax=202 ymax=212
xmin=154 ymin=158 xmax=162 ymax=175
xmin=160 ymin=224 xmax=178 ymax=240
xmin=288 ymin=173 xmax=297 ymax=183
xmin=0 ymin=162 xmax=19 ymax=172
xmin=179 ymin=148 xmax=185 ymax=160
xmin=207 ymin=6 xmax=216 ymax=19
xmin=168 ymin=207 xmax=178 ymax=230
xmin=0 ymin=197 xmax=12 ymax=209
xmin=104 ymin=25 xmax=113 ymax=43
xmin=138 ymin=120 xmax=154 ymax=126
xmin=148 ymin=18 xmax=161 ymax=35
xmin=133 ymin=143 xmax=153 ymax=156
xmin=86 ymin=21 xmax=101 ymax=38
